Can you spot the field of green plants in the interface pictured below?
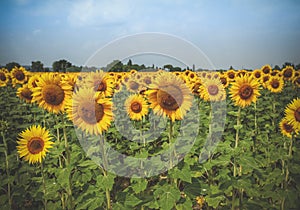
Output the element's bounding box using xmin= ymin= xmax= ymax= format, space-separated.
xmin=0 ymin=65 xmax=300 ymax=210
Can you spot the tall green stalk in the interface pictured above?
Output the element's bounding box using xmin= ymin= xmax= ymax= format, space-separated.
xmin=232 ymin=107 xmax=241 ymax=210
xmin=100 ymin=134 xmax=111 ymax=210
xmin=41 ymin=163 xmax=47 ymax=210
xmin=2 ymin=131 xmax=12 ymax=210
xmin=61 ymin=114 xmax=74 ymax=210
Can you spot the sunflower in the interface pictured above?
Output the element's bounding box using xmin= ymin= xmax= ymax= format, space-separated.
xmin=146 ymin=72 xmax=192 ymax=122
xmin=199 ymin=77 xmax=226 ymax=101
xmin=285 ymin=98 xmax=300 ymax=132
xmin=266 ymin=76 xmax=284 ymax=93
xmin=17 ymin=125 xmax=53 ymax=164
xmin=124 ymin=77 xmax=145 ymax=93
xmin=27 ymin=74 xmax=41 ymax=90
xmin=32 ymin=73 xmax=72 ymax=114
xmin=219 ymin=75 xmax=229 ymax=88
xmin=279 ymin=118 xmax=296 ymax=138
xmin=293 ymin=76 xmax=300 ymax=88
xmin=229 ymin=75 xmax=260 ymax=108
xmin=17 ymin=84 xmax=33 ymax=103
xmin=261 ymin=75 xmax=270 ymax=89
xmin=125 ymin=94 xmax=149 ymax=121
xmin=252 ymin=69 xmax=263 ymax=81
xmin=261 ymin=64 xmax=272 ymax=75
xmin=67 ymin=88 xmax=113 ymax=135
xmin=236 ymin=70 xmax=247 ymax=78
xmin=0 ymin=69 xmax=10 ymax=87
xmin=282 ymin=66 xmax=295 ymax=81
xmin=11 ymin=66 xmax=28 ymax=87
xmin=226 ymin=70 xmax=236 ymax=81
xmin=85 ymin=70 xmax=114 ymax=97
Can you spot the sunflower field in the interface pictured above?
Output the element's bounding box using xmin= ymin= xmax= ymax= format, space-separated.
xmin=0 ymin=64 xmax=300 ymax=210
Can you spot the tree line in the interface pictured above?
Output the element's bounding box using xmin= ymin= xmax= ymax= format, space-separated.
xmin=1 ymin=60 xmax=300 ymax=72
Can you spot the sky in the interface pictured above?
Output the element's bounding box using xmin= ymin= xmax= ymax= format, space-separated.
xmin=0 ymin=0 xmax=299 ymax=70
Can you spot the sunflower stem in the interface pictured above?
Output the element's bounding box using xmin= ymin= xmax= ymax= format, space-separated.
xmin=41 ymin=162 xmax=47 ymax=210
xmin=100 ymin=134 xmax=111 ymax=210
xmin=253 ymin=102 xmax=257 ymax=153
xmin=2 ymin=131 xmax=12 ymax=210
xmin=55 ymin=117 xmax=63 ymax=168
xmin=232 ymin=106 xmax=241 ymax=210
xmin=61 ymin=114 xmax=74 ymax=210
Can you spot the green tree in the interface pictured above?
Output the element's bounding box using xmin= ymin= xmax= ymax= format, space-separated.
xmin=5 ymin=62 xmax=20 ymax=71
xmin=107 ymin=60 xmax=123 ymax=72
xmin=31 ymin=61 xmax=44 ymax=72
xmin=273 ymin=65 xmax=281 ymax=70
xmin=52 ymin=59 xmax=72 ymax=72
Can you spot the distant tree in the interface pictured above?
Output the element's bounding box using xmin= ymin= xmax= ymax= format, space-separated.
xmin=282 ymin=62 xmax=294 ymax=69
xmin=273 ymin=65 xmax=281 ymax=70
xmin=127 ymin=59 xmax=132 ymax=66
xmin=229 ymin=66 xmax=234 ymax=70
xmin=163 ymin=64 xmax=173 ymax=71
xmin=171 ymin=67 xmax=182 ymax=72
xmin=295 ymin=63 xmax=300 ymax=70
xmin=52 ymin=59 xmax=72 ymax=72
xmin=66 ymin=66 xmax=82 ymax=72
xmin=31 ymin=61 xmax=44 ymax=72
xmin=44 ymin=67 xmax=50 ymax=72
xmin=5 ymin=62 xmax=20 ymax=71
xmin=107 ymin=60 xmax=123 ymax=72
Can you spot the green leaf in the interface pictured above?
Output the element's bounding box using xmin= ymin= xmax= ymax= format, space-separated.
xmin=96 ymin=173 xmax=116 ymax=191
xmin=154 ymin=185 xmax=181 ymax=210
xmin=131 ymin=178 xmax=148 ymax=194
xmin=124 ymin=194 xmax=142 ymax=207
xmin=205 ymin=195 xmax=224 ymax=208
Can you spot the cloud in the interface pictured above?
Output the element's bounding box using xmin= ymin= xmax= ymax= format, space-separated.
xmin=67 ymin=0 xmax=132 ymax=27
xmin=32 ymin=29 xmax=41 ymax=35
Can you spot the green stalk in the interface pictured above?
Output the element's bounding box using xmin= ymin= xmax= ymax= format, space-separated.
xmin=99 ymin=135 xmax=111 ymax=210
xmin=61 ymin=114 xmax=74 ymax=210
xmin=169 ymin=120 xmax=174 ymax=169
xmin=232 ymin=106 xmax=241 ymax=210
xmin=2 ymin=131 xmax=12 ymax=210
xmin=253 ymin=102 xmax=257 ymax=153
xmin=41 ymin=163 xmax=47 ymax=210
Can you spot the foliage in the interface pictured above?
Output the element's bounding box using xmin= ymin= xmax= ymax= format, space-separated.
xmin=0 ymin=66 xmax=300 ymax=210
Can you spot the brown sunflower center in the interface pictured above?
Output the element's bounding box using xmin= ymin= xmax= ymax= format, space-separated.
xmin=0 ymin=73 xmax=6 ymax=81
xmin=238 ymin=85 xmax=253 ymax=100
xmin=42 ymin=84 xmax=65 ymax=106
xmin=295 ymin=77 xmax=300 ymax=85
xmin=283 ymin=122 xmax=293 ymax=133
xmin=263 ymin=76 xmax=269 ymax=83
xmin=283 ymin=69 xmax=293 ymax=78
xmin=144 ymin=77 xmax=152 ymax=85
xmin=271 ymin=80 xmax=280 ymax=89
xmin=95 ymin=81 xmax=107 ymax=92
xmin=78 ymin=102 xmax=104 ymax=124
xmin=207 ymin=85 xmax=219 ymax=96
xmin=220 ymin=77 xmax=227 ymax=85
xmin=262 ymin=67 xmax=270 ymax=74
xmin=131 ymin=101 xmax=142 ymax=113
xmin=254 ymin=72 xmax=261 ymax=78
xmin=157 ymin=85 xmax=183 ymax=111
xmin=228 ymin=72 xmax=235 ymax=79
xmin=295 ymin=107 xmax=300 ymax=122
xmin=27 ymin=137 xmax=44 ymax=154
xmin=129 ymin=81 xmax=139 ymax=90
xmin=15 ymin=70 xmax=25 ymax=81
xmin=21 ymin=88 xmax=33 ymax=100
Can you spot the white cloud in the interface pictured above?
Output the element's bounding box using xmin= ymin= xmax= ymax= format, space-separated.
xmin=67 ymin=0 xmax=132 ymax=27
xmin=32 ymin=29 xmax=41 ymax=35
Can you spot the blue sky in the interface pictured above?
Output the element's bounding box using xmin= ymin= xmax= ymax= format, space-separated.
xmin=0 ymin=0 xmax=299 ymax=69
